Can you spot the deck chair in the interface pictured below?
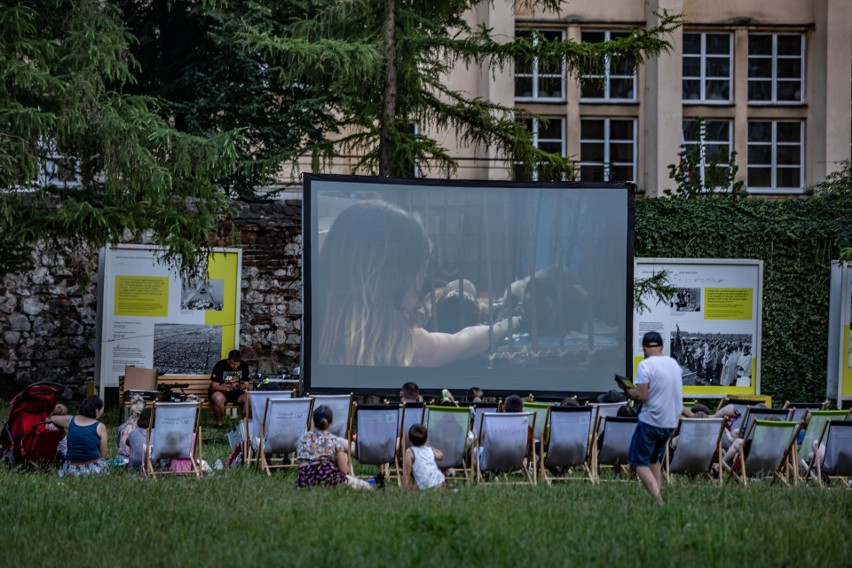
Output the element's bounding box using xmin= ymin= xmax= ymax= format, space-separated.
xmin=729 ymin=419 xmax=801 ymax=486
xmin=523 ymin=401 xmax=551 ymax=445
xmin=399 ymin=402 xmax=426 ymax=451
xmin=806 ymin=421 xmax=852 ymax=487
xmin=425 ymin=405 xmax=472 ymax=482
xmin=738 ymin=407 xmax=793 ymax=440
xmin=350 ymin=404 xmax=401 ymax=483
xmin=663 ymin=417 xmax=726 ymax=485
xmin=257 ymin=397 xmax=314 ymax=476
xmin=798 ymin=410 xmax=850 ymax=476
xmin=474 ymin=412 xmax=536 ymax=485
xmin=783 ymin=401 xmax=828 ymax=425
xmin=590 ymin=402 xmax=628 ymax=436
xmin=471 ymin=403 xmax=499 ymax=443
xmin=309 ymin=394 xmax=354 ymax=440
xmin=594 ymin=416 xmax=638 ymax=483
xmin=243 ymin=390 xmax=293 ymax=468
xmin=717 ymin=397 xmax=769 ymax=434
xmin=540 ymin=406 xmax=595 ymax=484
xmin=145 ymin=402 xmax=202 ymax=478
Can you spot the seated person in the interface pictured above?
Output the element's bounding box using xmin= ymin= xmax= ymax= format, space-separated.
xmin=296 ymin=406 xmax=370 ymax=490
xmin=402 ymin=424 xmax=446 ymax=490
xmin=209 ymin=350 xmax=250 ymax=427
xmin=126 ymin=408 xmax=151 ymax=475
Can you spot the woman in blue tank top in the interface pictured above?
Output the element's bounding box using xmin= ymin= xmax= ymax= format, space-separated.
xmin=48 ymin=396 xmax=109 ymax=477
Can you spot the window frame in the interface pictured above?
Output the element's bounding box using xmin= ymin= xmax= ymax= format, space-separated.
xmin=514 ymin=29 xmax=566 ymax=102
xmin=746 ymin=120 xmax=805 ymax=193
xmin=681 ymin=119 xmax=734 ymax=192
xmin=747 ymin=33 xmax=806 ymax=105
xmin=513 ymin=116 xmax=566 ymax=181
xmin=578 ymin=117 xmax=637 ymax=182
xmin=579 ymin=30 xmax=637 ymax=103
xmin=682 ymin=32 xmax=734 ymax=104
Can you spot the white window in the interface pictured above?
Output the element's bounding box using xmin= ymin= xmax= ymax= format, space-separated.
xmin=513 ymin=117 xmax=565 ymax=181
xmin=580 ymin=31 xmax=636 ymax=102
xmin=682 ymin=119 xmax=734 ymax=191
xmin=683 ymin=33 xmax=733 ymax=103
xmin=747 ymin=120 xmax=804 ymax=192
xmin=748 ymin=34 xmax=805 ymax=103
xmin=579 ymin=118 xmax=636 ymax=182
xmin=515 ymin=29 xmax=565 ymax=101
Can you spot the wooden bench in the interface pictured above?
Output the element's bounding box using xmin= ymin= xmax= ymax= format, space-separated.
xmin=157 ymin=374 xmax=243 ymax=414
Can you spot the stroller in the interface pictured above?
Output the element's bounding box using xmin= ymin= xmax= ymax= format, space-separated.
xmin=1 ymin=382 xmax=64 ymax=469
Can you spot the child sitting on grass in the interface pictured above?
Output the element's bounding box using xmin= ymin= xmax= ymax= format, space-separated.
xmin=402 ymin=424 xmax=446 ymax=490
xmin=126 ymin=407 xmax=151 ymax=475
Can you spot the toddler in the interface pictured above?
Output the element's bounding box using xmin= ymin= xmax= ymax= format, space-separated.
xmin=402 ymin=424 xmax=446 ymax=490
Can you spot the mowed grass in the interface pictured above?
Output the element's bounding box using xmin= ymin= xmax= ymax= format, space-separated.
xmin=1 ymin=407 xmax=850 ymax=567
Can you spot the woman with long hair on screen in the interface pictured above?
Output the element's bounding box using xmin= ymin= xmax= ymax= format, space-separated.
xmin=317 ymin=200 xmax=518 ymax=367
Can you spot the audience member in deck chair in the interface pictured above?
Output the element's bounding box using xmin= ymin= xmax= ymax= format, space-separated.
xmin=316 ymin=201 xmax=520 ymax=368
xmin=295 ymin=405 xmax=370 ymax=489
xmin=809 ymin=420 xmax=852 ymax=486
xmin=145 ymin=401 xmax=202 ymax=477
xmin=621 ymin=331 xmax=683 ymax=504
xmin=726 ymin=418 xmax=800 ymax=485
xmin=402 ymin=424 xmax=446 ymax=490
xmin=475 ymin=411 xmax=535 ymax=483
xmin=541 ymin=405 xmax=595 ymax=483
xmin=664 ymin=417 xmax=726 ymax=484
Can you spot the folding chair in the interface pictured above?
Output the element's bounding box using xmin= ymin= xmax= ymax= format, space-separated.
xmin=783 ymin=401 xmax=828 ymax=426
xmin=349 ymin=404 xmax=401 ymax=483
xmin=593 ymin=416 xmax=638 ymax=483
xmin=308 ymin=393 xmax=354 ymax=440
xmin=471 ymin=402 xmax=499 ymax=445
xmin=425 ymin=405 xmax=473 ymax=482
xmin=474 ymin=412 xmax=536 ymax=485
xmin=717 ymin=397 xmax=769 ymax=434
xmin=145 ymin=402 xmax=202 ymax=478
xmin=663 ymin=417 xmax=726 ymax=485
xmin=738 ymin=407 xmax=793 ymax=440
xmin=539 ymin=406 xmax=595 ymax=484
xmin=798 ymin=410 xmax=851 ymax=477
xmin=806 ymin=420 xmax=852 ymax=487
xmin=399 ymin=402 xmax=426 ymax=453
xmin=244 ymin=390 xmax=293 ymax=468
xmin=257 ymin=397 xmax=314 ymax=476
xmin=729 ymin=419 xmax=801 ymax=486
xmin=523 ymin=401 xmax=551 ymax=445
xmin=590 ymin=402 xmax=628 ymax=437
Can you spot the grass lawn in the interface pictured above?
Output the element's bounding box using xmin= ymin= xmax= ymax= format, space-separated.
xmin=1 ymin=407 xmax=850 ymax=567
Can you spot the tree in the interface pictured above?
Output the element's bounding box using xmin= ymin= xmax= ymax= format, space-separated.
xmin=665 ymin=118 xmax=745 ymax=198
xmin=239 ymin=0 xmax=682 ymax=178
xmin=0 ymin=1 xmax=237 ymax=277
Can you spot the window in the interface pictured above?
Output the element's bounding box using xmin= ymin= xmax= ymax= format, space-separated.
xmin=748 ymin=34 xmax=805 ymax=103
xmin=580 ymin=31 xmax=636 ymax=101
xmin=747 ymin=120 xmax=804 ymax=191
xmin=683 ymin=33 xmax=733 ymax=103
xmin=515 ymin=30 xmax=565 ymax=101
xmin=682 ymin=120 xmax=733 ymax=191
xmin=513 ymin=117 xmax=565 ymax=181
xmin=579 ymin=118 xmax=636 ymax=182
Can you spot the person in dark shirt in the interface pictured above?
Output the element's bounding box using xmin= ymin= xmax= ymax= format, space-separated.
xmin=209 ymin=350 xmax=250 ymax=426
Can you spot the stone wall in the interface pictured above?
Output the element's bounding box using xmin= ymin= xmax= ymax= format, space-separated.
xmin=0 ymin=199 xmax=303 ymax=401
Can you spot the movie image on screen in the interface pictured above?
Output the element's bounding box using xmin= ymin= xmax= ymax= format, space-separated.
xmin=303 ymin=175 xmax=633 ymax=395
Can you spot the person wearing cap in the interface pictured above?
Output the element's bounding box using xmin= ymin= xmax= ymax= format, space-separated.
xmin=623 ymin=331 xmax=683 ymax=504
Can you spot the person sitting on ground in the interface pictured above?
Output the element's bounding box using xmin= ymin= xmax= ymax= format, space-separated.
xmin=295 ymin=405 xmax=370 ymax=489
xmin=209 ymin=350 xmax=250 ymax=427
xmin=402 ymin=424 xmax=446 ymax=490
xmin=126 ymin=407 xmax=151 ymax=475
xmin=116 ymin=395 xmax=145 ymax=461
xmin=49 ymin=396 xmax=109 ymax=477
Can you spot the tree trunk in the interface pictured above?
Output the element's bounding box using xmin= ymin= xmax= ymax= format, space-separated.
xmin=379 ymin=0 xmax=397 ymax=176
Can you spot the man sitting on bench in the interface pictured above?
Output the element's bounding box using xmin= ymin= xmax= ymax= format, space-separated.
xmin=209 ymin=350 xmax=250 ymax=427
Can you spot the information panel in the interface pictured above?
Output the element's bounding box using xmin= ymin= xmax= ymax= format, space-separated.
xmin=828 ymin=261 xmax=852 ymax=407
xmin=634 ymin=258 xmax=763 ymax=397
xmin=96 ymin=245 xmax=242 ymax=394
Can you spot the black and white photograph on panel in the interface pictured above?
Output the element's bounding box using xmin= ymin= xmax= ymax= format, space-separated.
xmin=669 ymin=287 xmax=701 ymax=314
xmin=153 ymin=323 xmax=222 ymax=374
xmin=180 ymin=278 xmax=224 ymax=312
xmin=670 ymin=325 xmax=753 ymax=388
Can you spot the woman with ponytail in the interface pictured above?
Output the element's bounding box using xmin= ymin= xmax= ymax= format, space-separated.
xmin=295 ymin=405 xmax=370 ymax=489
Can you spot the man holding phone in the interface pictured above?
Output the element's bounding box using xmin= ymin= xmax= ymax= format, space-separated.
xmin=621 ymin=331 xmax=683 ymax=504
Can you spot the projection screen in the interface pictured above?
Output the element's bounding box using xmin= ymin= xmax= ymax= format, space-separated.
xmin=303 ymin=174 xmax=633 ymax=396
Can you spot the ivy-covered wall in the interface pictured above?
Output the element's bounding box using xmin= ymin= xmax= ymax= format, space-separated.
xmin=635 ymin=191 xmax=852 ymax=403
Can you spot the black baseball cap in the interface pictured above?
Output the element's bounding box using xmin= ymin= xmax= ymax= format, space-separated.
xmin=642 ymin=331 xmax=663 ymax=347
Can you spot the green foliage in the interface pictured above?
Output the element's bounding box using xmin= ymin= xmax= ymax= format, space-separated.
xmin=634 ymin=269 xmax=677 ymax=314
xmin=636 ymin=171 xmax=852 ymax=401
xmin=665 ymin=119 xmax=745 ymax=198
xmin=0 ymin=1 xmax=238 ymax=277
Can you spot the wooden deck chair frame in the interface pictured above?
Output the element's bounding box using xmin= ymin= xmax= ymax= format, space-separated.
xmin=398 ymin=402 xmax=426 ymax=461
xmin=729 ymin=419 xmax=801 ymax=486
xmin=717 ymin=396 xmax=771 ymax=434
xmin=663 ymin=417 xmax=726 ymax=486
xmin=144 ymin=401 xmax=203 ymax=478
xmin=593 ymin=416 xmax=638 ymax=483
xmin=425 ymin=405 xmax=473 ymax=483
xmin=474 ymin=411 xmax=536 ymax=485
xmin=243 ymin=390 xmax=294 ymax=468
xmin=805 ymin=420 xmax=852 ymax=488
xmin=349 ymin=404 xmax=401 ymax=484
xmin=738 ymin=407 xmax=793 ymax=440
xmin=257 ymin=397 xmax=314 ymax=476
xmin=539 ymin=406 xmax=595 ymax=484
xmin=308 ymin=393 xmax=354 ymax=441
xmin=783 ymin=401 xmax=828 ymax=426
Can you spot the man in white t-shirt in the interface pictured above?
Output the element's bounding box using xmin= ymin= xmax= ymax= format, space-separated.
xmin=623 ymin=331 xmax=683 ymax=504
